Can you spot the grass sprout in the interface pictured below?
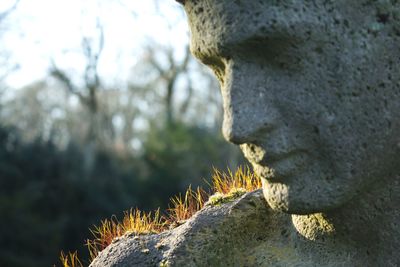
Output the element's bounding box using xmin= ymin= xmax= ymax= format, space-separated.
xmin=60 ymin=166 xmax=261 ymax=266
xmin=211 ymin=166 xmax=262 ymax=194
xmin=59 ymin=251 xmax=83 ymax=267
xmin=86 ymin=208 xmax=166 ymax=261
xmin=167 ymin=186 xmax=207 ymax=224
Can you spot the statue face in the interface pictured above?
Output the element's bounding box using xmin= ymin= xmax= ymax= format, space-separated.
xmin=183 ymin=0 xmax=400 ymax=214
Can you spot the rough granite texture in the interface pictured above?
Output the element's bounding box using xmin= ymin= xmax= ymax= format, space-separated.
xmin=90 ymin=187 xmax=400 ymax=266
xmin=91 ymin=0 xmax=400 ymax=265
xmin=90 ymin=190 xmax=299 ymax=267
xmin=89 ymin=190 xmax=338 ymax=266
xmin=185 ymin=0 xmax=400 ymax=214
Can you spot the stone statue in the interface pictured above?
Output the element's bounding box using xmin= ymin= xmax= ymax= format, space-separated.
xmin=90 ymin=1 xmax=400 ymax=266
xmin=179 ymin=0 xmax=400 ymax=265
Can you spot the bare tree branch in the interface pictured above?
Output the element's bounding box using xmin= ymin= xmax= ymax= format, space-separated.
xmin=49 ymin=60 xmax=88 ymax=105
xmin=145 ymin=47 xmax=165 ymax=77
xmin=116 ymin=0 xmax=138 ymax=18
xmin=177 ymin=45 xmax=191 ymax=72
xmin=82 ymin=21 xmax=104 ymax=92
xmin=49 ymin=20 xmax=107 ymax=149
xmin=0 ymin=0 xmax=19 ymax=23
xmin=143 ymin=44 xmax=193 ymax=125
xmin=179 ymin=78 xmax=193 ymax=115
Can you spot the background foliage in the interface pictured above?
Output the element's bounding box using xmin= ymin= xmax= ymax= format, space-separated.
xmin=0 ymin=1 xmax=244 ymax=266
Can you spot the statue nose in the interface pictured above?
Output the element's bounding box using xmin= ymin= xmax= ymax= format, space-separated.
xmin=221 ymin=64 xmax=279 ymax=145
xmin=222 ymin=100 xmax=277 ymax=145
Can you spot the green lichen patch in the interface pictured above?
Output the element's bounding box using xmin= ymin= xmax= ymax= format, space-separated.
xmin=159 ymin=260 xmax=169 ymax=267
xmin=206 ymin=188 xmax=247 ymax=206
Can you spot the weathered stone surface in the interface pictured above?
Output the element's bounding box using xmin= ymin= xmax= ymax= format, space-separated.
xmin=92 ymin=0 xmax=400 ymax=265
xmin=90 ymin=190 xmax=297 ymax=267
xmin=91 ymin=186 xmax=400 ymax=266
xmin=184 ymin=0 xmax=400 ymax=214
xmin=181 ymin=0 xmax=400 ymax=265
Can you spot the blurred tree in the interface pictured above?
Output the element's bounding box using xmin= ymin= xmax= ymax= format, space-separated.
xmin=1 ymin=81 xmax=49 ymax=140
xmin=49 ymin=21 xmax=113 ymax=175
xmin=0 ymin=2 xmax=246 ymax=266
xmin=146 ymin=44 xmax=191 ymax=126
xmin=50 ymin=21 xmax=105 ymax=146
xmin=141 ymin=121 xmax=243 ymax=201
xmin=0 ymin=0 xmax=20 ymax=109
xmin=0 ymin=125 xmax=144 ymax=267
xmin=0 ymin=0 xmax=19 ymax=22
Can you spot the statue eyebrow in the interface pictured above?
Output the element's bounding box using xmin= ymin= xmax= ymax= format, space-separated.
xmin=238 ymin=34 xmax=290 ymax=47
xmin=194 ymin=36 xmax=273 ymax=63
xmin=226 ymin=35 xmax=291 ymax=56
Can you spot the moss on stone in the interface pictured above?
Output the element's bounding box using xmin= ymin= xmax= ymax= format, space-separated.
xmin=206 ymin=188 xmax=247 ymax=206
xmin=159 ymin=260 xmax=169 ymax=267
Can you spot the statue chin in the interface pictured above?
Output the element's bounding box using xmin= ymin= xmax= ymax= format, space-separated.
xmin=262 ymin=177 xmax=352 ymax=215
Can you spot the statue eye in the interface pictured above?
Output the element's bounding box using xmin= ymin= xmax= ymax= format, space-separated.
xmin=236 ymin=36 xmax=302 ymax=71
xmin=240 ymin=37 xmax=289 ymax=60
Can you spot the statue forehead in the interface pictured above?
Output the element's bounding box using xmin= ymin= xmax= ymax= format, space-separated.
xmin=185 ymin=1 xmax=368 ymax=57
xmin=185 ymin=0 xmax=400 ymax=76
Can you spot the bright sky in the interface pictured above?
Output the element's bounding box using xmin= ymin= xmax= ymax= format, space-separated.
xmin=0 ymin=0 xmax=189 ymax=88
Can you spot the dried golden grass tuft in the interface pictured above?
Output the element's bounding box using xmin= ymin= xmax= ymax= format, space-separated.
xmin=167 ymin=186 xmax=207 ymax=224
xmin=211 ymin=166 xmax=262 ymax=194
xmin=59 ymin=251 xmax=83 ymax=267
xmin=60 ymin=166 xmax=261 ymax=266
xmin=86 ymin=209 xmax=166 ymax=261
